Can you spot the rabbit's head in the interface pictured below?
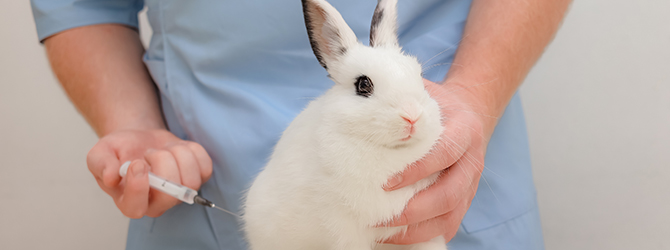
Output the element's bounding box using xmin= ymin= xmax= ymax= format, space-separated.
xmin=303 ymin=0 xmax=442 ymax=149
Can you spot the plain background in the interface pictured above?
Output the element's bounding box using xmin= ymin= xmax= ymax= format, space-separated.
xmin=1 ymin=0 xmax=668 ymax=249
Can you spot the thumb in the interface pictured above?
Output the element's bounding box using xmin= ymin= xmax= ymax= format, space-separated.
xmin=116 ymin=160 xmax=150 ymax=219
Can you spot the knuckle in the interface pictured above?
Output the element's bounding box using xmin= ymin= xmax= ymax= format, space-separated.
xmin=155 ymin=150 xmax=174 ymax=159
xmin=438 ymin=190 xmax=458 ymax=212
xmin=85 ymin=147 xmax=97 ymax=165
xmin=181 ymin=176 xmax=202 ymax=190
xmin=86 ymin=160 xmax=97 ymax=174
xmin=189 ymin=142 xmax=212 ymax=161
xmin=167 ymin=143 xmax=189 ymax=153
xmin=146 ymin=149 xmax=174 ymax=163
xmin=86 ymin=146 xmax=104 ymax=171
xmin=203 ymin=159 xmax=213 ymax=174
xmin=185 ymin=141 xmax=204 ymax=152
xmin=202 ymin=167 xmax=213 ymax=180
xmin=101 ymin=176 xmax=116 ymax=188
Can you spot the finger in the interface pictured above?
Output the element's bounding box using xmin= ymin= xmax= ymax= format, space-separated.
xmin=384 ymin=123 xmax=471 ymax=191
xmin=93 ymin=176 xmax=121 ymax=198
xmin=116 ymin=160 xmax=150 ymax=219
xmin=185 ymin=142 xmax=213 ymax=182
xmin=86 ymin=141 xmax=123 ymax=189
xmin=144 ymin=149 xmax=182 ymax=217
xmin=167 ymin=143 xmax=201 ymax=190
xmin=384 ymin=199 xmax=470 ymax=245
xmin=387 ymin=156 xmax=481 ymax=226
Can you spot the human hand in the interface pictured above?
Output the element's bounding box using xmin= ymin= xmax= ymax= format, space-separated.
xmin=86 ymin=129 xmax=213 ymax=218
xmin=382 ymin=79 xmax=497 ymax=244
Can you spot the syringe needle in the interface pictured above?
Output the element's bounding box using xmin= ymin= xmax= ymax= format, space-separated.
xmin=212 ymin=204 xmax=241 ymax=218
xmin=193 ymin=195 xmax=240 ymax=218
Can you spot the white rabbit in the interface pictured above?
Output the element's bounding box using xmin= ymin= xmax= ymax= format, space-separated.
xmin=243 ymin=0 xmax=446 ymax=249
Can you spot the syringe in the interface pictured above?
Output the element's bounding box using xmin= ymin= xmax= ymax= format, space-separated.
xmin=118 ymin=161 xmax=238 ymax=217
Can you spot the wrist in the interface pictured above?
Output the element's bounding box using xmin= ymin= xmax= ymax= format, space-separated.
xmin=440 ymin=73 xmax=517 ymax=138
xmin=91 ymin=95 xmax=167 ymax=137
xmin=99 ymin=119 xmax=166 ymax=137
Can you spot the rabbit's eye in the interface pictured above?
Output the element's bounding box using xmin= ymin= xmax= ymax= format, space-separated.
xmin=355 ymin=75 xmax=374 ymax=97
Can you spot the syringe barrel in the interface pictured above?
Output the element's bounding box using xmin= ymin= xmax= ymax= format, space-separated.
xmin=119 ymin=161 xmax=197 ymax=204
xmin=148 ymin=172 xmax=197 ymax=204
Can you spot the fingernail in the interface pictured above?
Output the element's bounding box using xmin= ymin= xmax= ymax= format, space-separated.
xmin=384 ymin=175 xmax=403 ymax=190
xmin=132 ymin=163 xmax=146 ymax=177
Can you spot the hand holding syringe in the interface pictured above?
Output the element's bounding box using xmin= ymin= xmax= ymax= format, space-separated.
xmin=119 ymin=161 xmax=238 ymax=217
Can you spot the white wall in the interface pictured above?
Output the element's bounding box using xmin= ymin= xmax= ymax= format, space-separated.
xmin=0 ymin=1 xmax=667 ymax=250
xmin=521 ymin=0 xmax=670 ymax=249
xmin=0 ymin=1 xmax=128 ymax=250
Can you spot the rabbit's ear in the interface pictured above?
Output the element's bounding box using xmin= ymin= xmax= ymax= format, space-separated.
xmin=302 ymin=0 xmax=358 ymax=69
xmin=369 ymin=0 xmax=399 ymax=48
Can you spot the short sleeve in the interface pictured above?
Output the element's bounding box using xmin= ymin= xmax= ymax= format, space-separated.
xmin=30 ymin=0 xmax=145 ymax=42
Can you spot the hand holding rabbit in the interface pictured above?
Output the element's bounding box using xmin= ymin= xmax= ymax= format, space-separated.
xmin=382 ymin=79 xmax=494 ymax=244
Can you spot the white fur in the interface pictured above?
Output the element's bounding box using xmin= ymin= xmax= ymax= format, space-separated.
xmin=370 ymin=0 xmax=399 ymax=48
xmin=243 ymin=1 xmax=447 ymax=249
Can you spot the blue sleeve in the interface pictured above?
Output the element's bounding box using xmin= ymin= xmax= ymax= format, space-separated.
xmin=31 ymin=0 xmax=145 ymax=42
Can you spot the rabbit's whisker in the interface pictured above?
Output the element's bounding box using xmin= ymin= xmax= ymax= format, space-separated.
xmin=422 ymin=62 xmax=452 ymax=72
xmin=442 ymin=108 xmax=499 ymax=119
xmin=421 ymin=34 xmax=470 ymax=66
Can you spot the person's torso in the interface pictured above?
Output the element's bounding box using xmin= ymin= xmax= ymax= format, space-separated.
xmin=128 ymin=1 xmax=538 ymax=249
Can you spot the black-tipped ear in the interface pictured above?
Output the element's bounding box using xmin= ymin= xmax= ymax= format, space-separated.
xmin=302 ymin=0 xmax=358 ymax=69
xmin=370 ymin=0 xmax=399 ymax=48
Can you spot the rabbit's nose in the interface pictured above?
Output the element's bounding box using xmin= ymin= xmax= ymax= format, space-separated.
xmin=401 ymin=116 xmax=417 ymax=125
xmin=401 ymin=115 xmax=417 ymax=137
xmin=400 ymin=101 xmax=423 ymax=122
xmin=400 ymin=109 xmax=422 ymax=124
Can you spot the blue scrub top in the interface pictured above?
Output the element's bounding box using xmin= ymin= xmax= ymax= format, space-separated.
xmin=32 ymin=0 xmax=544 ymax=249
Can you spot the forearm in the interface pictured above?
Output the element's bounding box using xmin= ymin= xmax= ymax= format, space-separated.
xmin=445 ymin=0 xmax=571 ymax=135
xmin=44 ymin=24 xmax=165 ymax=137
